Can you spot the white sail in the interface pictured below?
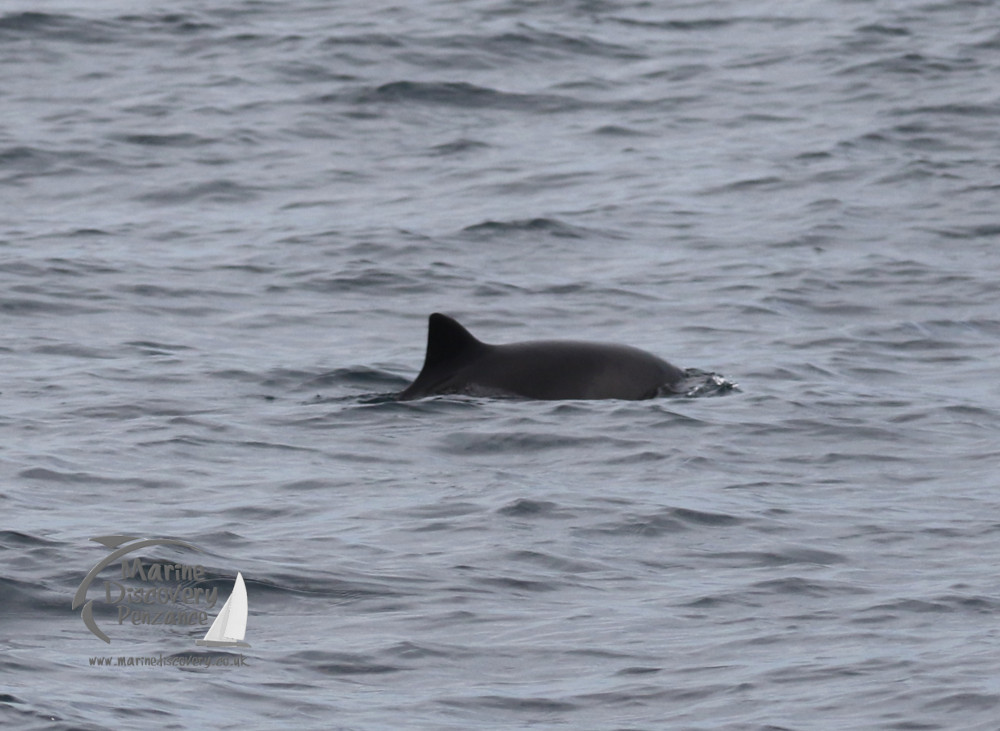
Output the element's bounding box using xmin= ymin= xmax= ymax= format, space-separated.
xmin=196 ymin=572 xmax=250 ymax=647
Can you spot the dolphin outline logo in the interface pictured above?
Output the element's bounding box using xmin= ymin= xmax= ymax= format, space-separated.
xmin=72 ymin=535 xmax=203 ymax=643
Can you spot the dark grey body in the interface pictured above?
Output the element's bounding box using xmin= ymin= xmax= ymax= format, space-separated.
xmin=399 ymin=313 xmax=684 ymax=401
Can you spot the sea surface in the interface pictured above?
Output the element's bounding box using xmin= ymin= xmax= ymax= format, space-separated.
xmin=3 ymin=0 xmax=1000 ymax=728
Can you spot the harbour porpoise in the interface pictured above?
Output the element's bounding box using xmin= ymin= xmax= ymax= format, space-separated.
xmin=399 ymin=313 xmax=685 ymax=400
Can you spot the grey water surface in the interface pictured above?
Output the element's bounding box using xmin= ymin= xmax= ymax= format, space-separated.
xmin=3 ymin=0 xmax=1000 ymax=729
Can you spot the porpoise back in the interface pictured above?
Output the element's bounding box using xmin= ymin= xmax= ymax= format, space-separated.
xmin=399 ymin=313 xmax=683 ymax=401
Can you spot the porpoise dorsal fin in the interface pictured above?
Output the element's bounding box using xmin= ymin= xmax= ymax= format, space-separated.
xmin=424 ymin=313 xmax=483 ymax=369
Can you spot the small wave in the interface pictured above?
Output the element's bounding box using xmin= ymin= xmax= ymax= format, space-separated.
xmin=283 ymin=650 xmax=401 ymax=675
xmin=437 ymin=29 xmax=641 ymax=63
xmin=582 ymin=506 xmax=742 ymax=538
xmin=0 ymin=11 xmax=119 ymax=43
xmin=116 ymin=12 xmax=217 ymax=35
xmin=591 ymin=124 xmax=645 ymax=137
xmin=701 ymin=176 xmax=789 ymax=195
xmin=321 ymin=32 xmax=404 ymax=49
xmin=31 ymin=343 xmax=112 ymax=359
xmin=855 ymin=23 xmax=910 ymax=37
xmin=749 ymin=577 xmax=865 ymax=598
xmin=932 ymin=223 xmax=1000 ymax=240
xmin=274 ymin=61 xmax=358 ymax=84
xmin=865 ymin=594 xmax=1000 ymax=616
xmin=125 ymin=340 xmax=193 ymax=356
xmin=677 ymin=369 xmax=740 ymax=397
xmin=609 ymin=16 xmax=736 ymax=31
xmin=1 ymin=296 xmax=105 ymax=316
xmin=0 ymin=576 xmax=69 ymax=613
xmin=381 ymin=641 xmax=457 ymax=660
xmin=297 ymin=367 xmax=407 ymax=394
xmin=838 ymin=52 xmax=971 ymax=77
xmin=672 ymin=507 xmax=742 ymax=527
xmin=112 ymin=132 xmax=215 ymax=148
xmin=439 ymin=431 xmax=616 ymax=455
xmin=441 ymin=694 xmax=578 ymax=713
xmin=461 ymin=217 xmax=589 ymax=239
xmin=355 ymin=81 xmax=581 ymax=113
xmin=0 ymin=145 xmax=114 ymax=180
xmin=0 ymin=530 xmax=58 ymax=549
xmin=135 ymin=179 xmax=260 ymax=205
xmin=475 ymin=575 xmax=559 ymax=593
xmin=497 ymin=499 xmax=562 ymax=518
xmin=429 ymin=138 xmax=491 ymax=156
xmin=289 ymin=268 xmax=430 ymax=295
xmin=921 ymin=692 xmax=1000 ymax=714
xmin=704 ymin=548 xmax=848 ymax=568
xmin=0 ymin=145 xmax=55 ymax=170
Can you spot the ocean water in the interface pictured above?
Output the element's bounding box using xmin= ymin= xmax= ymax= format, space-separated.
xmin=3 ymin=0 xmax=1000 ymax=728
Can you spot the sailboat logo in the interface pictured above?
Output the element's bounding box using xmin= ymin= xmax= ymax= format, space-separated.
xmin=196 ymin=572 xmax=251 ymax=648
